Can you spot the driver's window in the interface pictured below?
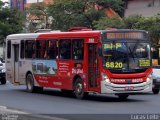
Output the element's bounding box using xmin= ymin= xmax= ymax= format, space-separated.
xmin=135 ymin=43 xmax=148 ymax=58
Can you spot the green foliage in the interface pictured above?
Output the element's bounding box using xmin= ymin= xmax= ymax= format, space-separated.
xmin=123 ymin=15 xmax=160 ymax=46
xmin=133 ymin=15 xmax=160 ymax=46
xmin=47 ymin=0 xmax=104 ymax=31
xmin=123 ymin=15 xmax=144 ymax=29
xmin=26 ymin=2 xmax=50 ymax=32
xmin=89 ymin=0 xmax=124 ymax=17
xmin=26 ymin=2 xmax=47 ymax=17
xmin=94 ymin=17 xmax=125 ymax=29
xmin=0 ymin=1 xmax=25 ymax=44
xmin=47 ymin=0 xmax=124 ymax=31
xmin=94 ymin=13 xmax=160 ymax=46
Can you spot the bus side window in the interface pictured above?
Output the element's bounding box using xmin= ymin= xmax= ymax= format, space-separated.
xmin=59 ymin=39 xmax=71 ymax=59
xmin=72 ymin=39 xmax=84 ymax=60
xmin=20 ymin=40 xmax=25 ymax=59
xmin=36 ymin=40 xmax=46 ymax=59
xmin=25 ymin=40 xmax=35 ymax=59
xmin=47 ymin=40 xmax=58 ymax=59
xmin=7 ymin=40 xmax=11 ymax=59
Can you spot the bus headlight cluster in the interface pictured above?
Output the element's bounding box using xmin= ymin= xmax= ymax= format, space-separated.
xmin=102 ymin=72 xmax=110 ymax=83
xmin=146 ymin=73 xmax=153 ymax=82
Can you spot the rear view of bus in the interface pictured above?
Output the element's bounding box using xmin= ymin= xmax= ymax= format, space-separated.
xmin=100 ymin=30 xmax=152 ymax=99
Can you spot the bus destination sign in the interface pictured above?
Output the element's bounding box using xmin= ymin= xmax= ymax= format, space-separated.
xmin=106 ymin=32 xmax=144 ymax=39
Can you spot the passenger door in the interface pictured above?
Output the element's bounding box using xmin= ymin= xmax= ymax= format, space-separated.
xmin=13 ymin=44 xmax=20 ymax=83
xmin=88 ymin=43 xmax=99 ymax=89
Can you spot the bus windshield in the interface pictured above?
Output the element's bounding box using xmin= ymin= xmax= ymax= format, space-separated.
xmin=102 ymin=41 xmax=151 ymax=73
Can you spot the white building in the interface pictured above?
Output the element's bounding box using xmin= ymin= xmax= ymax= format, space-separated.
xmin=26 ymin=0 xmax=43 ymax=3
xmin=124 ymin=0 xmax=160 ymax=17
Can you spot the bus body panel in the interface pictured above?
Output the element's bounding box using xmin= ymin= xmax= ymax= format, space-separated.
xmin=5 ymin=30 xmax=152 ymax=96
xmin=5 ymin=34 xmax=40 ymax=86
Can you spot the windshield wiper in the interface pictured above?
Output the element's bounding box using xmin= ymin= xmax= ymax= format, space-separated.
xmin=133 ymin=40 xmax=139 ymax=56
xmin=129 ymin=47 xmax=135 ymax=62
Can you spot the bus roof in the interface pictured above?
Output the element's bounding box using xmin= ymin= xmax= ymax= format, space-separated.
xmin=6 ymin=29 xmax=147 ymax=40
xmin=38 ymin=31 xmax=101 ymax=39
xmin=6 ymin=31 xmax=101 ymax=40
xmin=6 ymin=33 xmax=41 ymax=40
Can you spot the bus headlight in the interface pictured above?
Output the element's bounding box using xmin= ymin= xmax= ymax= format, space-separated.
xmin=146 ymin=73 xmax=152 ymax=82
xmin=102 ymin=72 xmax=110 ymax=83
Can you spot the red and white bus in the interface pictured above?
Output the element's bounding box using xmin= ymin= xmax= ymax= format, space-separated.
xmin=5 ymin=29 xmax=152 ymax=99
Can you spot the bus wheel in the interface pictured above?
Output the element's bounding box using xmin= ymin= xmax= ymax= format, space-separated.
xmin=1 ymin=78 xmax=6 ymax=85
xmin=74 ymin=78 xmax=87 ymax=99
xmin=26 ymin=74 xmax=36 ymax=93
xmin=152 ymin=88 xmax=160 ymax=94
xmin=117 ymin=94 xmax=129 ymax=100
xmin=26 ymin=74 xmax=43 ymax=93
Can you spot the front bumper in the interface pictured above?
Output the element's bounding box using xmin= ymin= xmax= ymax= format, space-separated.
xmin=101 ymin=80 xmax=152 ymax=94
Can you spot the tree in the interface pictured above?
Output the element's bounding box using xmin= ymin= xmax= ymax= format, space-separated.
xmin=95 ymin=13 xmax=160 ymax=47
xmin=47 ymin=0 xmax=104 ymax=31
xmin=47 ymin=0 xmax=124 ymax=31
xmin=26 ymin=2 xmax=50 ymax=32
xmin=133 ymin=15 xmax=160 ymax=46
xmin=89 ymin=0 xmax=124 ymax=17
xmin=123 ymin=15 xmax=160 ymax=46
xmin=0 ymin=1 xmax=25 ymax=44
xmin=93 ymin=16 xmax=125 ymax=29
xmin=123 ymin=15 xmax=144 ymax=29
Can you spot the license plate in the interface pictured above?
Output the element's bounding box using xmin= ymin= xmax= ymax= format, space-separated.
xmin=125 ymin=86 xmax=134 ymax=91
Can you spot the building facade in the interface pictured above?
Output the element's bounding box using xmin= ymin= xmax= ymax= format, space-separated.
xmin=26 ymin=0 xmax=52 ymax=4
xmin=10 ymin=0 xmax=26 ymax=11
xmin=10 ymin=0 xmax=52 ymax=11
xmin=124 ymin=0 xmax=160 ymax=17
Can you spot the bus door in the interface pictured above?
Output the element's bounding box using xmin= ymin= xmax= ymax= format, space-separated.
xmin=88 ymin=43 xmax=99 ymax=90
xmin=13 ymin=44 xmax=20 ymax=84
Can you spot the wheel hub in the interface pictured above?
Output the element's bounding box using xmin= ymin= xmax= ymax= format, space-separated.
xmin=76 ymin=83 xmax=82 ymax=94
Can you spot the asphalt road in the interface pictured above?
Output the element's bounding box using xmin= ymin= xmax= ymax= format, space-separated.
xmin=0 ymin=82 xmax=160 ymax=120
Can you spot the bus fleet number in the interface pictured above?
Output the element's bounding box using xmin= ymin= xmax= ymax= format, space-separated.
xmin=106 ymin=62 xmax=123 ymax=68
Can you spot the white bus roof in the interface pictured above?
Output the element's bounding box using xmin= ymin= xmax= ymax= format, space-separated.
xmin=6 ymin=33 xmax=41 ymax=40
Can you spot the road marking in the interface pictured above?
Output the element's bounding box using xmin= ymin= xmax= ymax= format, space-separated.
xmin=0 ymin=105 xmax=68 ymax=120
xmin=0 ymin=105 xmax=27 ymax=114
xmin=27 ymin=114 xmax=69 ymax=120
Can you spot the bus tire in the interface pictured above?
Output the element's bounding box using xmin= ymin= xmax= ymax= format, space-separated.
xmin=73 ymin=78 xmax=87 ymax=99
xmin=26 ymin=73 xmax=37 ymax=93
xmin=0 ymin=78 xmax=6 ymax=85
xmin=152 ymin=88 xmax=159 ymax=94
xmin=26 ymin=74 xmax=43 ymax=93
xmin=117 ymin=94 xmax=129 ymax=100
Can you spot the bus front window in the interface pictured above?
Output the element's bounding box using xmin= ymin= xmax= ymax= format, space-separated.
xmin=102 ymin=41 xmax=151 ymax=73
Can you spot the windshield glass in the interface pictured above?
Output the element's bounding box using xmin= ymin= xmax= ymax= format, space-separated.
xmin=102 ymin=41 xmax=151 ymax=72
